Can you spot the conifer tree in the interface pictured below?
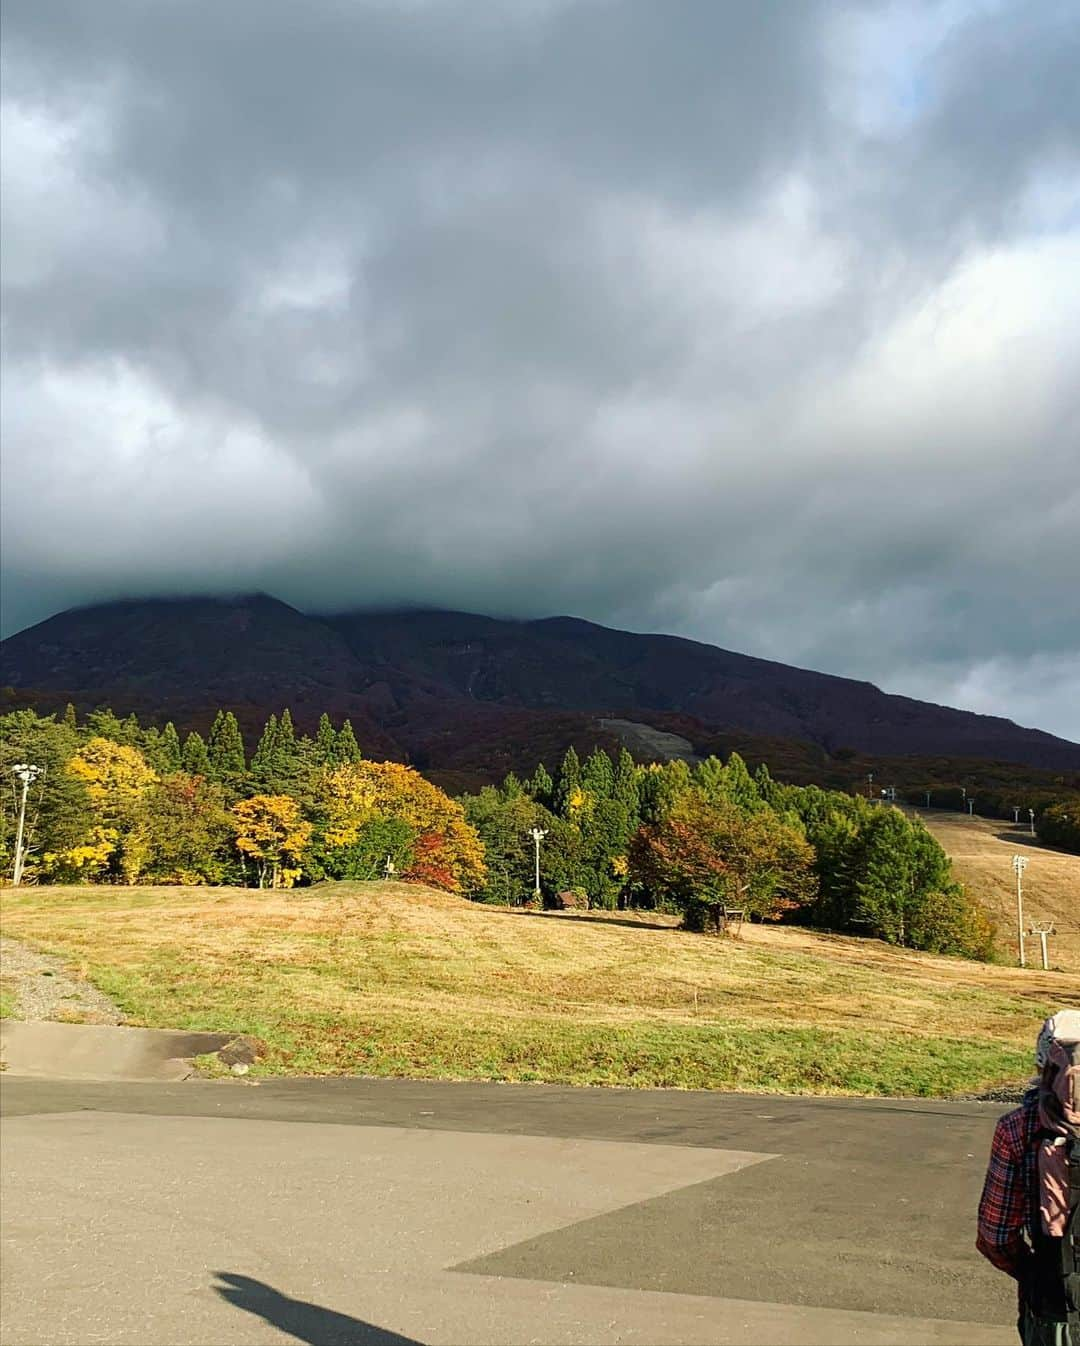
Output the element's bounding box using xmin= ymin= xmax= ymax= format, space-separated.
xmin=314 ymin=713 xmax=338 ymax=765
xmin=613 ymin=748 xmax=640 ymax=813
xmin=555 ymin=746 xmax=581 ymax=818
xmin=753 ymin=762 xmax=776 ymax=807
xmin=181 ymin=731 xmax=212 ymax=777
xmin=277 ymin=708 xmax=298 ymax=759
xmin=501 ymin=772 xmax=523 ymax=799
xmin=582 ymin=747 xmax=615 ymax=801
xmin=250 ymin=713 xmax=279 ymax=783
xmin=159 ymin=722 xmax=182 ymax=772
xmin=63 ymin=703 xmax=78 ymax=734
xmin=274 ymin=709 xmax=301 ymax=786
xmin=336 ymin=719 xmax=361 ymax=763
xmin=208 ymin=711 xmax=246 ymax=783
xmin=525 ymin=763 xmax=554 ymax=810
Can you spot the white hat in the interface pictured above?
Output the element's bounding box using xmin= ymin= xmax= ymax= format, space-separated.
xmin=1036 ymin=1009 xmax=1080 ymax=1068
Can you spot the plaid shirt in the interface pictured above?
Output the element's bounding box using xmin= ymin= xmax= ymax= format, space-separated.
xmin=976 ymin=1092 xmax=1039 ymax=1280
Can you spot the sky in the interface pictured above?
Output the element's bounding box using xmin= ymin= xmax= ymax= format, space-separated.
xmin=2 ymin=0 xmax=1078 ymax=740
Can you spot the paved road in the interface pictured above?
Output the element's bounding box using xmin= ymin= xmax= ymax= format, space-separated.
xmin=1 ymin=1077 xmax=1017 ymax=1345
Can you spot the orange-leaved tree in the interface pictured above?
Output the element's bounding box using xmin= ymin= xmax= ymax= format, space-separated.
xmin=316 ymin=760 xmax=485 ymax=893
xmin=629 ymin=791 xmax=816 ymax=923
xmin=232 ymin=793 xmax=312 ymax=889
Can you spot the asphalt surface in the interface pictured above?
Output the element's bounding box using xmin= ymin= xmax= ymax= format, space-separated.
xmin=1 ymin=1076 xmax=1018 ymax=1345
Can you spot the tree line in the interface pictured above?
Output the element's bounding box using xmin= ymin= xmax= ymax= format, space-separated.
xmin=0 ymin=706 xmax=483 ymax=892
xmin=1 ymin=705 xmax=995 ymax=958
xmin=459 ymin=746 xmax=994 ymax=957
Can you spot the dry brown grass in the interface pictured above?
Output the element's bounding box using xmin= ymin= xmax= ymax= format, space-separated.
xmin=2 ymin=880 xmax=1076 ymax=1095
xmin=907 ymin=810 xmax=1079 ymax=971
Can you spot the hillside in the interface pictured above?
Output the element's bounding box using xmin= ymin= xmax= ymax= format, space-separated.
xmin=3 ymin=881 xmax=1074 ymax=1096
xmin=911 ymin=809 xmax=1080 ymax=971
xmin=3 ymin=595 xmax=1077 ymax=784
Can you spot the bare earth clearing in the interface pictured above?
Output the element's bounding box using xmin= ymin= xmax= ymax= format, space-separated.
xmin=3 ymin=880 xmax=1075 ymax=1096
xmin=910 ymin=809 xmax=1079 ymax=971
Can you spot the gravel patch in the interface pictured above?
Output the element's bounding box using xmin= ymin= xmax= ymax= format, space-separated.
xmin=0 ymin=936 xmax=123 ymax=1025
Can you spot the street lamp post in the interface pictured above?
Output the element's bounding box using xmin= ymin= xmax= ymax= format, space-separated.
xmin=1012 ymin=855 xmax=1028 ymax=968
xmin=10 ymin=763 xmax=44 ymax=888
xmin=1028 ymin=808 xmax=1036 ymax=836
xmin=528 ymin=828 xmax=547 ymax=905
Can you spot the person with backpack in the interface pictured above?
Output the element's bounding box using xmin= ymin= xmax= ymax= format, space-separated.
xmin=977 ymin=1009 xmax=1080 ymax=1345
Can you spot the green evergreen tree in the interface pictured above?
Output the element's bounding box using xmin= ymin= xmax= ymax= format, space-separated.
xmin=336 ymin=719 xmax=361 ymax=763
xmin=250 ymin=713 xmax=279 ymax=783
xmin=581 ymin=748 xmax=615 ymax=801
xmin=525 ymin=763 xmax=554 ymax=810
xmin=612 ymin=748 xmax=640 ymax=819
xmin=501 ymin=772 xmax=524 ymax=799
xmin=277 ymin=708 xmax=298 ymax=760
xmin=63 ymin=703 xmax=78 ymax=733
xmin=208 ymin=711 xmax=246 ymax=784
xmin=158 ymin=722 xmax=182 ymax=772
xmin=314 ymin=713 xmax=338 ymax=765
xmin=85 ymin=707 xmax=139 ymax=745
xmin=753 ymin=762 xmax=776 ymax=807
xmin=181 ymin=731 xmax=211 ymax=777
xmin=555 ymin=746 xmax=582 ymax=817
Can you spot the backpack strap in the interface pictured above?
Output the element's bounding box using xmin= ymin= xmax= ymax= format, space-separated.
xmin=1065 ymin=1138 xmax=1079 ymax=1327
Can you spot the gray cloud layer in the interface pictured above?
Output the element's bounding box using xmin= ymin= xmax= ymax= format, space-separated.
xmin=2 ymin=0 xmax=1078 ymax=737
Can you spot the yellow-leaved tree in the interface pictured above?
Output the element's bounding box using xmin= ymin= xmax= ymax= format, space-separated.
xmin=317 ymin=761 xmax=486 ymax=894
xmin=61 ymin=737 xmax=158 ymax=882
xmin=231 ymin=794 xmax=312 ymax=889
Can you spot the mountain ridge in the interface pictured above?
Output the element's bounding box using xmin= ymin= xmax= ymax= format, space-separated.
xmin=2 ymin=592 xmax=1077 ymax=776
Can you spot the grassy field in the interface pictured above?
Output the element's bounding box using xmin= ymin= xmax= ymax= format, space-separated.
xmin=910 ymin=810 xmax=1080 ymax=971
xmin=3 ymin=880 xmax=1076 ymax=1097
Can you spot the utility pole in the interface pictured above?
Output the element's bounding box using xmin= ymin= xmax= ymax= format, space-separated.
xmin=1028 ymin=808 xmax=1036 ymax=836
xmin=925 ymin=791 xmax=932 ymax=809
xmin=1013 ymin=806 xmax=1021 ymax=825
xmin=1012 ymin=854 xmax=1028 ymax=968
xmin=529 ymin=827 xmax=547 ymax=906
xmin=967 ymin=797 xmax=975 ymax=816
xmin=1028 ymin=922 xmax=1054 ymax=972
xmin=10 ymin=763 xmax=44 ymax=887
xmin=867 ymin=772 xmax=874 ymax=800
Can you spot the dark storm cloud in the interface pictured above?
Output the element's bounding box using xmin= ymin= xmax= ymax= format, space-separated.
xmin=2 ymin=0 xmax=1078 ymax=736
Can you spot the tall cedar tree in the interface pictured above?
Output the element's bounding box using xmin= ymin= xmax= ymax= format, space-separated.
xmin=555 ymin=746 xmax=582 ymax=818
xmin=336 ymin=719 xmax=362 ymax=763
xmin=314 ymin=714 xmax=338 ymax=766
xmin=208 ymin=711 xmax=246 ymax=785
xmin=157 ymin=722 xmax=183 ymax=772
xmin=181 ymin=731 xmax=212 ymax=776
xmin=526 ymin=763 xmax=554 ymax=810
xmin=250 ymin=713 xmax=279 ymax=783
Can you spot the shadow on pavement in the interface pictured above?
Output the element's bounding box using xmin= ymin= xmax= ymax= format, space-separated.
xmin=213 ymin=1272 xmax=423 ymax=1345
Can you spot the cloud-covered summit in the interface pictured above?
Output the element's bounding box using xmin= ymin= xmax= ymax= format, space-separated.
xmin=2 ymin=1 xmax=1078 ymax=736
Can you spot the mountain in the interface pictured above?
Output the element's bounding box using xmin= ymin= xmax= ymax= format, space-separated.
xmin=2 ymin=594 xmax=1078 ymax=783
